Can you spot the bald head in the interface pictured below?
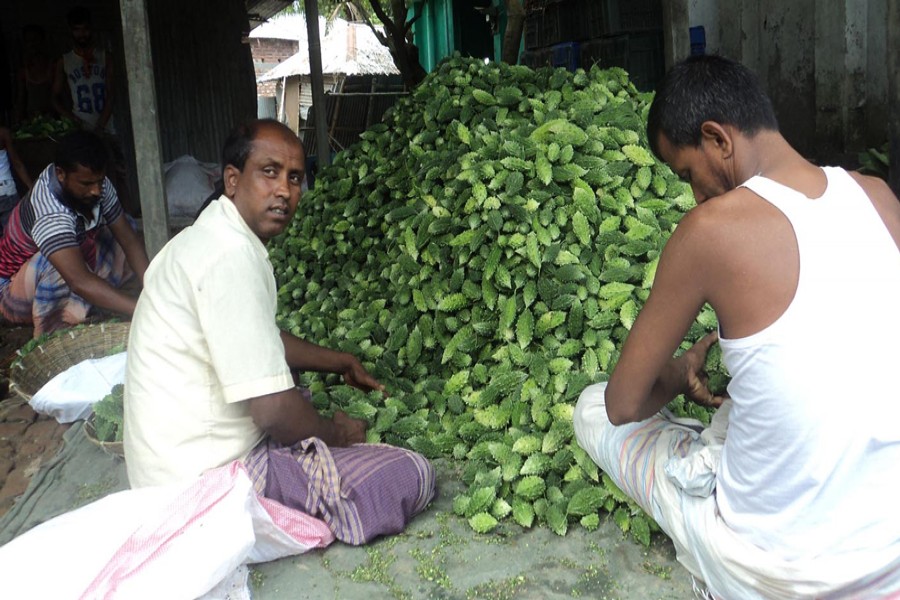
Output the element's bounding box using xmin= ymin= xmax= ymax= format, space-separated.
xmin=222 ymin=119 xmax=304 ymax=174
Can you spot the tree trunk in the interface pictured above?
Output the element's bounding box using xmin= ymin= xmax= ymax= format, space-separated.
xmin=358 ymin=0 xmax=427 ymax=89
xmin=387 ymin=38 xmax=427 ymax=89
xmin=501 ymin=0 xmax=525 ymax=65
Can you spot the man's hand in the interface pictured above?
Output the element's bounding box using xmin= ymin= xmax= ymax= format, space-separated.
xmin=281 ymin=333 xmax=387 ymax=397
xmin=250 ymin=390 xmax=368 ymax=447
xmin=332 ymin=410 xmax=367 ymax=446
xmin=341 ymin=355 xmax=386 ymax=396
xmin=675 ymin=332 xmax=725 ymax=409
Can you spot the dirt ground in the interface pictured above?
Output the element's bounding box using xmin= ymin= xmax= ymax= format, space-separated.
xmin=0 ymin=321 xmax=32 ymax=398
xmin=0 ymin=320 xmax=71 ymax=519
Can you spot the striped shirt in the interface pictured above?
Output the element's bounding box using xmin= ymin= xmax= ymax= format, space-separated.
xmin=0 ymin=164 xmax=122 ymax=278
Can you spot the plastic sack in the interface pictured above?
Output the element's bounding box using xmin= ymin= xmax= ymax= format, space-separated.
xmin=29 ymin=352 xmax=127 ymax=424
xmin=163 ymin=155 xmax=221 ymax=219
xmin=0 ymin=461 xmax=334 ymax=599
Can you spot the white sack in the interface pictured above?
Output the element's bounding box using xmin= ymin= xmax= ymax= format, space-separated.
xmin=29 ymin=352 xmax=127 ymax=423
xmin=0 ymin=461 xmax=334 ymax=599
xmin=164 ymin=155 xmax=221 ymax=219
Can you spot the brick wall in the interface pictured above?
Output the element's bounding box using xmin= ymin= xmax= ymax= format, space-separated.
xmin=258 ymin=80 xmax=278 ymax=97
xmin=251 ymin=38 xmax=299 ymax=97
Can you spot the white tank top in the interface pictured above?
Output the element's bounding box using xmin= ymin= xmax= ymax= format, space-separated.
xmin=717 ymin=167 xmax=900 ymax=560
xmin=0 ymin=149 xmax=14 ymax=185
xmin=62 ymin=49 xmax=115 ymax=133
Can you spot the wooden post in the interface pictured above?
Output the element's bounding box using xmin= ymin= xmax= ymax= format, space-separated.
xmin=304 ymin=0 xmax=331 ymax=169
xmin=889 ymin=0 xmax=900 ymax=196
xmin=813 ymin=0 xmax=845 ymax=164
xmin=120 ymin=0 xmax=169 ymax=257
xmin=661 ymin=0 xmax=690 ymax=70
xmin=365 ymin=77 xmax=377 ymax=128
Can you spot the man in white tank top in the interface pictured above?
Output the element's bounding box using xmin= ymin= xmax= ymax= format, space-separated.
xmin=50 ymin=7 xmax=137 ymax=215
xmin=573 ymin=55 xmax=900 ymax=598
xmin=52 ymin=6 xmax=115 ymax=134
xmin=0 ymin=126 xmax=32 ymax=232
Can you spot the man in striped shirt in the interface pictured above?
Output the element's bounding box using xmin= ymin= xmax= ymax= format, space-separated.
xmin=0 ymin=130 xmax=148 ymax=336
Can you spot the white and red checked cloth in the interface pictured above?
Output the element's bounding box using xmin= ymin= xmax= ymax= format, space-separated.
xmin=0 ymin=460 xmax=334 ymax=599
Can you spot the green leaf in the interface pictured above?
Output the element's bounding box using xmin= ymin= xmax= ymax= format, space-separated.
xmin=580 ymin=513 xmax=600 ymax=532
xmin=469 ymin=512 xmax=499 ymax=534
xmin=631 ymin=514 xmax=652 ymax=546
xmin=613 ymin=506 xmax=630 ymax=533
xmin=512 ymin=498 xmax=535 ymax=528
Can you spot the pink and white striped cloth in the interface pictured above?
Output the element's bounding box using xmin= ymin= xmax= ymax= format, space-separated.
xmin=0 ymin=461 xmax=334 ymax=599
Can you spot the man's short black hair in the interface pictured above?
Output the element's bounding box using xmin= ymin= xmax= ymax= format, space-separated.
xmin=221 ymin=118 xmax=301 ymax=172
xmin=55 ymin=130 xmax=108 ymax=173
xmin=647 ymin=55 xmax=779 ymax=157
xmin=67 ymin=6 xmax=92 ymax=27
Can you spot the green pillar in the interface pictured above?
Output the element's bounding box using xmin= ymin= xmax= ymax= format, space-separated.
xmin=413 ymin=0 xmax=455 ymax=72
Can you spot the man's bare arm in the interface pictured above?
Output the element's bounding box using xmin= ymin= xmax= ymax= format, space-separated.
xmin=46 ymin=246 xmax=137 ymax=315
xmin=0 ymin=128 xmax=33 ymax=190
xmin=94 ymin=55 xmax=114 ymax=131
xmin=246 ymin=335 xmax=373 ymax=446
xmin=248 ymin=388 xmax=365 ymax=447
xmin=280 ymin=331 xmax=385 ymax=393
xmin=107 ymin=214 xmax=149 ymax=283
xmin=849 ymin=171 xmax=900 ymax=252
xmin=51 ymin=59 xmax=77 ymax=123
xmin=605 ymin=207 xmax=722 ymax=424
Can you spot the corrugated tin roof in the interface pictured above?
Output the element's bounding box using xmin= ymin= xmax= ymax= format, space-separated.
xmin=258 ymin=18 xmax=398 ymax=79
xmin=249 ymin=14 xmax=314 ymax=41
xmin=246 ymin=0 xmax=294 ymax=25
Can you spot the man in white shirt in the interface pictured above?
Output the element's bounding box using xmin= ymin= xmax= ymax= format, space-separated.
xmin=125 ymin=120 xmax=434 ymax=544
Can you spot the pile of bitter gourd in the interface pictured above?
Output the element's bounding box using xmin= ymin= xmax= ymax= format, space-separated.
xmin=270 ymin=55 xmax=726 ymax=542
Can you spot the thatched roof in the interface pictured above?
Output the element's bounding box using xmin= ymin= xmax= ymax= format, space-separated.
xmin=258 ymin=18 xmax=398 ymax=80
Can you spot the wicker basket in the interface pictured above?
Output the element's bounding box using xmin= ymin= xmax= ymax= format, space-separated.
xmin=8 ymin=321 xmax=131 ymax=403
xmin=84 ymin=413 xmax=125 ymax=457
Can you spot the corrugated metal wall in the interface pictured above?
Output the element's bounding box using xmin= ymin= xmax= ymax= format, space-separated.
xmin=4 ymin=0 xmax=279 ymax=215
xmin=703 ymin=0 xmax=890 ymax=164
xmin=147 ymin=0 xmax=257 ymax=164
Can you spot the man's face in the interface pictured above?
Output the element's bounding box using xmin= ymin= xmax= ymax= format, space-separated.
xmin=225 ymin=124 xmax=305 ymax=243
xmin=656 ymin=132 xmax=733 ymax=204
xmin=56 ymin=164 xmax=105 ymax=213
xmin=71 ymin=23 xmax=92 ymax=49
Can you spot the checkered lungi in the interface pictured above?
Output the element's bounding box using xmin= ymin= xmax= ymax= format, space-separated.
xmin=573 ymin=383 xmax=900 ymax=599
xmin=243 ymin=390 xmax=436 ymax=546
xmin=0 ymin=226 xmax=131 ymax=337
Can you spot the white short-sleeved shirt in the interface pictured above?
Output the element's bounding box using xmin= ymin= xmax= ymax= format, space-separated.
xmin=124 ymin=197 xmax=294 ymax=488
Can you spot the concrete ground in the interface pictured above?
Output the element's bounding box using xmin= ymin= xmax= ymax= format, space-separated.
xmin=0 ymin=319 xmax=697 ymax=599
xmin=0 ymin=420 xmax=697 ymax=600
xmin=249 ymin=458 xmax=696 ymax=600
